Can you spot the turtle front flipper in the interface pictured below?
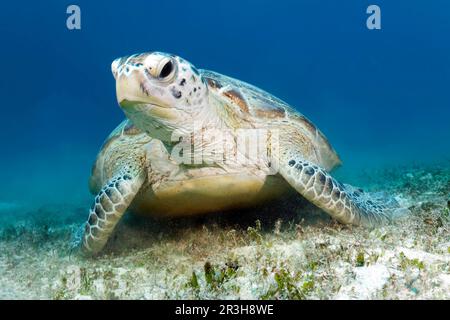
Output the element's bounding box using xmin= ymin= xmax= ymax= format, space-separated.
xmin=279 ymin=154 xmax=405 ymax=227
xmin=82 ymin=169 xmax=145 ymax=254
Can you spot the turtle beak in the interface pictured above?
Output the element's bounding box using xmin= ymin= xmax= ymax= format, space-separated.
xmin=111 ymin=58 xmax=121 ymax=80
xmin=112 ymin=56 xmax=146 ymax=105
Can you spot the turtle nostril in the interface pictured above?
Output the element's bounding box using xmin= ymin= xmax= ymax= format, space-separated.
xmin=111 ymin=59 xmax=123 ymax=79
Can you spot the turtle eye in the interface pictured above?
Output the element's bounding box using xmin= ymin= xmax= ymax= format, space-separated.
xmin=144 ymin=55 xmax=176 ymax=81
xmin=159 ymin=60 xmax=173 ymax=79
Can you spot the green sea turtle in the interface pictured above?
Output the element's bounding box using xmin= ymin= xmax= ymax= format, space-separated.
xmin=82 ymin=52 xmax=403 ymax=254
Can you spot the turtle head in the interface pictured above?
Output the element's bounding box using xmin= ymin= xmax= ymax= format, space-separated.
xmin=111 ymin=52 xmax=211 ymax=142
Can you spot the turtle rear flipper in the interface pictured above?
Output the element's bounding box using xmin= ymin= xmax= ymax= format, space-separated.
xmin=342 ymin=184 xmax=409 ymax=221
xmin=279 ymin=155 xmax=408 ymax=226
xmin=82 ymin=169 xmax=145 ymax=254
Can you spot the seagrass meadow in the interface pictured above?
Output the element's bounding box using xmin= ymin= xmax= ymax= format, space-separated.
xmin=0 ymin=164 xmax=449 ymax=299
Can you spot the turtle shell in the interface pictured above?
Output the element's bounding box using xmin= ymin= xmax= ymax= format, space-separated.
xmin=89 ymin=120 xmax=144 ymax=194
xmin=200 ymin=69 xmax=342 ymax=171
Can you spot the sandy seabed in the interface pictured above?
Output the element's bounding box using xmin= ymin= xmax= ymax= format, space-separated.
xmin=0 ymin=164 xmax=449 ymax=300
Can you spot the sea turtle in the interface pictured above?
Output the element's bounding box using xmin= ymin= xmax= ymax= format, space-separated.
xmin=82 ymin=52 xmax=402 ymax=254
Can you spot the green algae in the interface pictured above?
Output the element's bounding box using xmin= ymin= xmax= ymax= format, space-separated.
xmin=0 ymin=164 xmax=449 ymax=299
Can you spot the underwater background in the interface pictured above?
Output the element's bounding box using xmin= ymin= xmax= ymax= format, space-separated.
xmin=1 ymin=0 xmax=450 ymax=209
xmin=1 ymin=0 xmax=450 ymax=300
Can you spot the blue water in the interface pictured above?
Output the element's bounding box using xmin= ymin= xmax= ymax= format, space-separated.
xmin=1 ymin=0 xmax=449 ymax=206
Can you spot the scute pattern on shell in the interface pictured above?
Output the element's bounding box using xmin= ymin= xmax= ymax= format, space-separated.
xmin=201 ymin=69 xmax=341 ymax=170
xmin=100 ymin=120 xmax=143 ymax=149
xmin=201 ymin=69 xmax=292 ymax=120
